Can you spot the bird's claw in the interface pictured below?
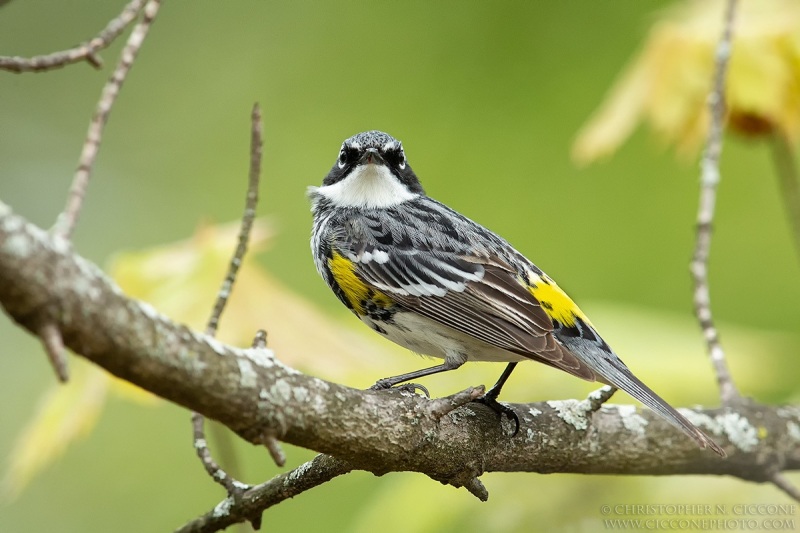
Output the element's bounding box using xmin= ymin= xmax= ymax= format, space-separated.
xmin=394 ymin=382 xmax=430 ymax=397
xmin=370 ymin=380 xmax=430 ymax=398
xmin=473 ymin=394 xmax=520 ymax=436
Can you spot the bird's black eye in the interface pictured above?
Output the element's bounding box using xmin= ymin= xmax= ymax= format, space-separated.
xmin=382 ymin=141 xmax=407 ymax=170
xmin=337 ymin=148 xmax=347 ymax=169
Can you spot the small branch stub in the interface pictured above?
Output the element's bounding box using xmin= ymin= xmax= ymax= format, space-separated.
xmin=38 ymin=322 xmax=69 ymax=382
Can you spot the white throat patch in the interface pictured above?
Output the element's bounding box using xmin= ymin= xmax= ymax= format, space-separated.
xmin=310 ymin=164 xmax=418 ymax=209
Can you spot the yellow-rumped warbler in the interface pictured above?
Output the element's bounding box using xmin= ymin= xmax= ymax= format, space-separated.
xmin=309 ymin=130 xmax=724 ymax=456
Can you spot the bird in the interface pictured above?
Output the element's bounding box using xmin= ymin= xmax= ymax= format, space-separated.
xmin=308 ymin=130 xmax=725 ymax=457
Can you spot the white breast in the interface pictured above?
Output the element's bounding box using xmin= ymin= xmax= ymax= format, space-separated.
xmin=309 ymin=164 xmax=418 ymax=209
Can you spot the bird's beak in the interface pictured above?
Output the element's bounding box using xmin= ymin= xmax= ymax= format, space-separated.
xmin=359 ymin=148 xmax=385 ymax=165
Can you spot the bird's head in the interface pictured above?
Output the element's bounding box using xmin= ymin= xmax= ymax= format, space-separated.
xmin=315 ymin=131 xmax=424 ymax=208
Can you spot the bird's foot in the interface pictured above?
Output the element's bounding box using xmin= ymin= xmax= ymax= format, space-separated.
xmin=473 ymin=394 xmax=520 ymax=436
xmin=370 ymin=379 xmax=430 ymax=398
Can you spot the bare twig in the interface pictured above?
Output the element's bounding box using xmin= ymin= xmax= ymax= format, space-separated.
xmin=191 ymin=105 xmax=267 ymax=502
xmin=207 ymin=421 xmax=246 ymax=487
xmin=52 ymin=0 xmax=163 ymax=240
xmin=690 ymin=0 xmax=741 ymax=405
xmin=771 ymin=473 xmax=800 ymax=503
xmin=38 ymin=322 xmax=69 ymax=382
xmin=175 ymin=455 xmax=354 ymax=533
xmin=192 ymin=413 xmax=251 ymax=498
xmin=769 ymin=132 xmax=800 ymax=264
xmin=205 ymin=104 xmax=264 ymax=336
xmin=0 ymin=0 xmax=146 ymax=73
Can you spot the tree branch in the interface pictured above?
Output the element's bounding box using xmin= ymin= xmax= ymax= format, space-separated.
xmin=1 ymin=201 xmax=798 ymax=506
xmin=0 ymin=0 xmax=147 ymax=73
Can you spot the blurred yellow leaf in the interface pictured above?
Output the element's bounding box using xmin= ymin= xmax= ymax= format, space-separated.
xmin=109 ymin=218 xmax=396 ymax=381
xmin=109 ymin=219 xmax=277 ymax=342
xmin=573 ymin=0 xmax=800 ymax=165
xmin=2 ymin=359 xmax=107 ymax=500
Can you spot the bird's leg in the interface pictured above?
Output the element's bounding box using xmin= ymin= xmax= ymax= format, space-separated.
xmin=473 ymin=362 xmax=520 ymax=436
xmin=370 ymin=359 xmax=465 ymax=397
xmin=483 ymin=362 xmax=518 ymax=399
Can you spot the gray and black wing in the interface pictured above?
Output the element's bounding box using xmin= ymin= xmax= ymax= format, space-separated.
xmin=338 ymin=239 xmax=727 ymax=456
xmin=338 ymin=240 xmax=598 ymax=381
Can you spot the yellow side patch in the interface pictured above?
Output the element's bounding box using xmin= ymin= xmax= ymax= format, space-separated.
xmin=527 ymin=272 xmax=589 ymax=327
xmin=329 ymin=251 xmax=392 ymax=314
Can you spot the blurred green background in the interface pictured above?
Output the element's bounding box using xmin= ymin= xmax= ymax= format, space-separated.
xmin=1 ymin=1 xmax=799 ymax=532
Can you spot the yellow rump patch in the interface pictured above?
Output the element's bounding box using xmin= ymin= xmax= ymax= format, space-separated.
xmin=329 ymin=251 xmax=392 ymax=314
xmin=526 ymin=272 xmax=589 ymax=327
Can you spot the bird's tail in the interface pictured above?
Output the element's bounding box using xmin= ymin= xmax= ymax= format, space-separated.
xmin=585 ymin=348 xmax=726 ymax=457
